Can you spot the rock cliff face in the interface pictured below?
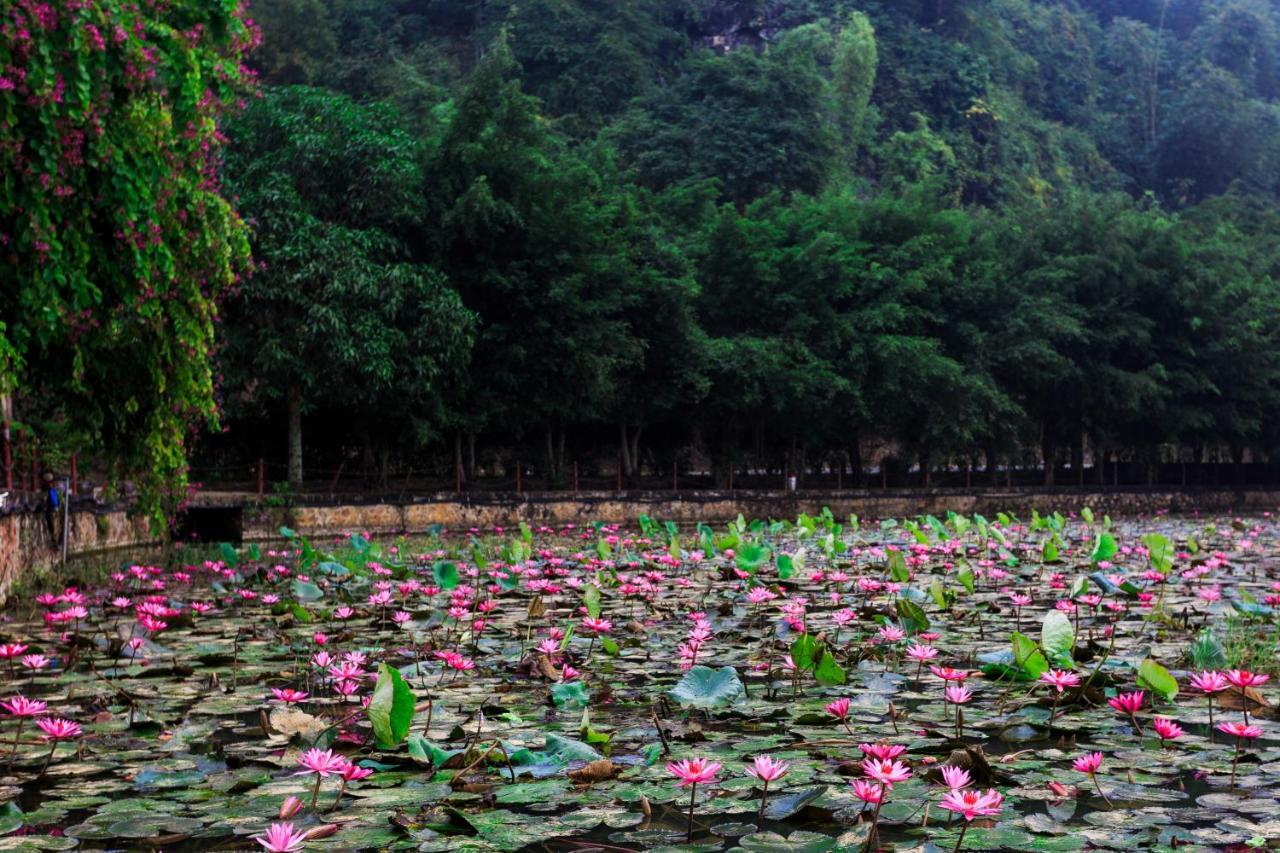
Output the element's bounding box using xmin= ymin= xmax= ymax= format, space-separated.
xmin=688 ymin=1 xmax=786 ymax=52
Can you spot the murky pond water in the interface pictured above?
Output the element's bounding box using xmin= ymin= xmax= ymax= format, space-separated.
xmin=0 ymin=510 xmax=1277 ymax=851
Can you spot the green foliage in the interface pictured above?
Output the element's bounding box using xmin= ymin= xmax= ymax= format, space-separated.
xmin=1011 ymin=632 xmax=1049 ymax=679
xmin=1041 ymin=610 xmax=1075 ymax=667
xmin=0 ymin=0 xmax=254 ymax=522
xmin=668 ymin=665 xmax=746 ymax=709
xmin=1137 ymin=658 xmax=1180 ymax=702
xmin=367 ymin=664 xmax=415 ymax=748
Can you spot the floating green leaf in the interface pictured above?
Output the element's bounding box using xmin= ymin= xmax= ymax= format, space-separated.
xmin=669 ymin=665 xmax=746 ymax=709
xmin=367 ymin=663 xmax=415 ymax=748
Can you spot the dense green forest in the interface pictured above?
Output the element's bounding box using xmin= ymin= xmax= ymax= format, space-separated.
xmin=8 ymin=0 xmax=1280 ymax=510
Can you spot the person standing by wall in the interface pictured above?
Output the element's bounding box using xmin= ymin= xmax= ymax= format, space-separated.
xmin=42 ymin=472 xmax=60 ymax=551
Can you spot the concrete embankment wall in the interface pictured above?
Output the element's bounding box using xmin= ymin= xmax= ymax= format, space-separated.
xmin=3 ymin=487 xmax=1278 ymax=600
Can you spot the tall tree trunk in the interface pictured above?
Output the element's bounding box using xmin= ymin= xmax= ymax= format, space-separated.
xmin=630 ymin=425 xmax=642 ymax=487
xmin=287 ymin=385 xmax=303 ymax=487
xmin=557 ymin=427 xmax=567 ymax=483
xmin=619 ymin=422 xmax=632 ymax=479
xmin=467 ymin=432 xmax=476 ymax=479
xmin=545 ymin=425 xmax=555 ymax=485
xmin=1041 ymin=425 xmax=1056 ymax=486
xmin=454 ymin=432 xmax=465 ymax=484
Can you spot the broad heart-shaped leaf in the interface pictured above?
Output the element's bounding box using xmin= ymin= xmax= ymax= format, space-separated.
xmin=1011 ymin=631 xmax=1049 ymax=679
xmin=367 ymin=663 xmax=415 ymax=749
xmin=669 ymin=665 xmax=746 ymax=710
xmin=736 ymin=542 xmax=770 ymax=572
xmin=1090 ymin=533 xmax=1118 ymax=566
xmin=1137 ymin=658 xmax=1179 ymax=702
xmin=550 ymin=681 xmax=590 ymax=709
xmin=790 ymin=634 xmax=820 ymax=672
xmin=1141 ymin=533 xmax=1174 ymax=574
xmin=813 ymin=652 xmax=846 ymax=686
xmin=956 ymin=565 xmax=975 ymax=594
xmin=1041 ymin=610 xmax=1075 ymax=666
xmin=432 ymin=561 xmax=459 ymax=590
xmin=776 ymin=554 xmax=795 ymax=580
xmin=887 ymin=549 xmax=909 ymax=582
xmin=1042 ymin=539 xmax=1059 ymax=563
xmin=291 ymin=579 xmax=324 ymax=602
xmin=582 ymin=584 xmax=601 ymax=619
xmin=895 ymin=598 xmax=929 ymax=635
xmin=218 ymin=542 xmax=239 ymax=568
xmin=929 ymin=578 xmax=952 ymax=611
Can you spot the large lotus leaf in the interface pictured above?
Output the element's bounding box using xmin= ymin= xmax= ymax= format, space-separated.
xmin=669 ymin=666 xmax=746 ymax=710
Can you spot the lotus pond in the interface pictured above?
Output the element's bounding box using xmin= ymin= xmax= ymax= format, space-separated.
xmin=1 ymin=509 xmax=1279 ymax=852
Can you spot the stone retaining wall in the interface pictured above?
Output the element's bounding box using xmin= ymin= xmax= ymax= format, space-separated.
xmin=240 ymin=487 xmax=1280 ymax=539
xmin=2 ymin=487 xmax=1278 ymax=602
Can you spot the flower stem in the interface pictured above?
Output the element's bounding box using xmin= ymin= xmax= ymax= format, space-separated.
xmin=36 ymin=743 xmax=56 ymax=778
xmin=953 ymin=821 xmax=969 ymax=853
xmin=330 ymin=779 xmax=348 ymax=812
xmin=310 ymin=773 xmax=323 ymax=812
xmin=757 ymin=779 xmax=769 ymax=825
xmin=6 ymin=718 xmax=24 ymax=771
xmin=1091 ymin=772 xmax=1112 ymax=809
xmin=686 ymin=782 xmax=697 ymax=842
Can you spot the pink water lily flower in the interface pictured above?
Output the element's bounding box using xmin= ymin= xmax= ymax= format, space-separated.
xmin=859 ymin=741 xmax=907 ymax=761
xmin=35 ymin=718 xmax=81 ymax=741
xmin=862 ymin=757 xmax=911 ymax=787
xmin=938 ymin=787 xmax=1003 ymax=820
xmin=1152 ymin=717 xmax=1184 ymax=745
xmin=1039 ymin=669 xmax=1081 ymax=693
xmin=1 ymin=696 xmax=47 ymax=717
xmin=745 ymin=755 xmax=790 ymax=782
xmin=940 ymin=765 xmax=972 ymax=789
xmin=746 ymin=755 xmax=789 ymax=822
xmin=850 ymin=778 xmax=885 ymax=804
xmin=253 ymin=821 xmax=310 ymax=853
xmin=294 ymin=748 xmax=346 ymax=777
xmin=667 ymin=756 xmax=721 ymax=787
xmin=1224 ymin=670 xmax=1269 ymax=689
xmin=668 ymin=756 xmax=721 ymax=841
